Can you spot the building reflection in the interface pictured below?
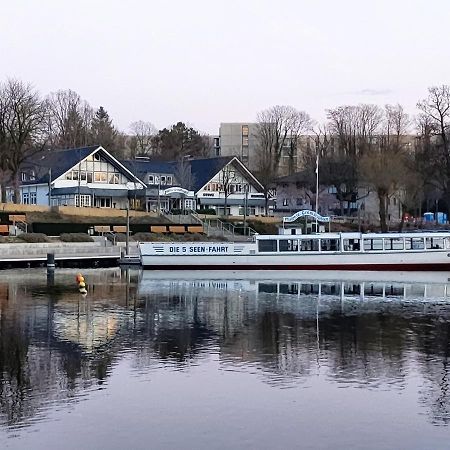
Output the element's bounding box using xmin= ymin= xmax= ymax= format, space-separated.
xmin=0 ymin=269 xmax=450 ymax=428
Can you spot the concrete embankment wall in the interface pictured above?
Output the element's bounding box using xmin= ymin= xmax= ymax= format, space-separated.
xmin=0 ymin=203 xmax=157 ymax=218
xmin=0 ymin=242 xmax=121 ymax=260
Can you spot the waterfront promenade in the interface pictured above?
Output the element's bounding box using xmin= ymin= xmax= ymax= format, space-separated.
xmin=0 ymin=241 xmax=122 ymax=267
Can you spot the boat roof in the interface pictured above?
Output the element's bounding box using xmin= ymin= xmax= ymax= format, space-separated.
xmin=256 ymin=231 xmax=450 ymax=240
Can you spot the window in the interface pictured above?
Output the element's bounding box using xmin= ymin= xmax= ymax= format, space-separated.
xmin=30 ymin=192 xmax=37 ymax=205
xmin=160 ymin=176 xmax=166 ymax=184
xmin=384 ymin=238 xmax=404 ymax=250
xmin=426 ymin=237 xmax=444 ymax=249
xmin=279 ymin=239 xmax=299 ymax=252
xmin=320 ymin=239 xmax=339 ymax=251
xmin=22 ymin=192 xmax=29 ymax=204
xmin=94 ymin=172 xmax=107 ymax=182
xmin=258 ymin=240 xmax=277 ymax=252
xmin=296 ymin=198 xmax=303 ymax=206
xmin=87 ymin=173 xmax=93 ymax=183
xmin=343 ymin=239 xmax=360 ymax=251
xmin=364 ymin=239 xmax=383 ymax=251
xmin=242 ymin=125 xmax=249 ymax=136
xmin=405 ymin=237 xmax=425 ymax=250
xmin=95 ymin=197 xmax=112 ymax=208
xmin=283 ymin=199 xmax=289 ymax=206
xmin=21 ymin=172 xmax=27 ymax=181
xmin=148 ymin=175 xmax=154 ymax=184
xmin=167 ymin=176 xmax=172 ymax=185
xmin=75 ymin=194 xmax=91 ymax=207
xmin=300 ymin=239 xmax=319 ymax=251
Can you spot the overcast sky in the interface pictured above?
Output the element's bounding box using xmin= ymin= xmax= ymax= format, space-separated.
xmin=1 ymin=0 xmax=449 ymax=134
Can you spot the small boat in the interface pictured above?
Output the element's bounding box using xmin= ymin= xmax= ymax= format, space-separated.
xmin=138 ymin=231 xmax=450 ymax=271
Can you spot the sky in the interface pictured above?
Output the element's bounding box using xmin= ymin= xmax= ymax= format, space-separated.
xmin=1 ymin=0 xmax=449 ymax=134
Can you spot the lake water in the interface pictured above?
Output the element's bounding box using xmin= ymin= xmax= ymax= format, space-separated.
xmin=1 ymin=268 xmax=450 ymax=449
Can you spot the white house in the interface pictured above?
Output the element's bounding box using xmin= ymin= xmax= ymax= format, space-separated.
xmin=17 ymin=145 xmax=146 ymax=208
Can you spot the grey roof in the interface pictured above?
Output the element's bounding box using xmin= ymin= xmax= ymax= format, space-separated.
xmin=23 ymin=146 xmax=99 ymax=184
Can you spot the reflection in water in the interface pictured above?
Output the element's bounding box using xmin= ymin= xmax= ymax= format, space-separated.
xmin=1 ymin=268 xmax=450 ymax=444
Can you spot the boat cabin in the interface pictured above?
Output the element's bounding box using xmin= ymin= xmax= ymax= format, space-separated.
xmin=256 ymin=232 xmax=450 ymax=253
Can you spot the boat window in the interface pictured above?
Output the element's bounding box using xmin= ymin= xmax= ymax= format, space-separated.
xmin=363 ymin=239 xmax=383 ymax=251
xmin=405 ymin=237 xmax=425 ymax=250
xmin=384 ymin=238 xmax=404 ymax=250
xmin=426 ymin=237 xmax=444 ymax=249
xmin=343 ymin=239 xmax=360 ymax=251
xmin=258 ymin=240 xmax=277 ymax=252
xmin=320 ymin=239 xmax=339 ymax=251
xmin=300 ymin=239 xmax=319 ymax=251
xmin=279 ymin=239 xmax=299 ymax=252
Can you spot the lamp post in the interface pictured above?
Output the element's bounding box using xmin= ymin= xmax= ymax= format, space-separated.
xmin=243 ymin=184 xmax=249 ymax=236
xmin=48 ymin=168 xmax=52 ymax=207
xmin=315 ymin=151 xmax=319 ymax=232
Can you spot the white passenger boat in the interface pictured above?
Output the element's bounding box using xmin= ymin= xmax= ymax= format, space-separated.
xmin=139 ymin=231 xmax=450 ymax=271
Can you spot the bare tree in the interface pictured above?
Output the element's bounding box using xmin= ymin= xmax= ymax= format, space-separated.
xmin=174 ymin=157 xmax=195 ymax=190
xmin=46 ymin=89 xmax=93 ymax=148
xmin=129 ymin=120 xmax=157 ymax=158
xmin=326 ymin=104 xmax=383 ymax=215
xmin=255 ymin=105 xmax=311 ymax=214
xmin=358 ymin=104 xmax=410 ymax=231
xmin=417 ymin=85 xmax=450 ymax=214
xmin=219 ymin=164 xmax=235 ymax=216
xmin=256 ymin=105 xmax=312 ymax=175
xmin=0 ymin=79 xmax=47 ymax=203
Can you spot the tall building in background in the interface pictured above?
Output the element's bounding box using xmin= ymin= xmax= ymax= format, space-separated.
xmin=216 ymin=123 xmax=260 ymax=170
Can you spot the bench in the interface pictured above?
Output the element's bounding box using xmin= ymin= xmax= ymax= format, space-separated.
xmin=187 ymin=225 xmax=204 ymax=234
xmin=168 ymin=225 xmax=186 ymax=234
xmin=9 ymin=214 xmax=26 ymax=223
xmin=94 ymin=225 xmax=111 ymax=234
xmin=150 ymin=225 xmax=168 ymax=233
xmin=0 ymin=224 xmax=9 ymax=235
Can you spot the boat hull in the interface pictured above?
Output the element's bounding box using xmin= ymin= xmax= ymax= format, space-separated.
xmin=140 ymin=246 xmax=450 ymax=271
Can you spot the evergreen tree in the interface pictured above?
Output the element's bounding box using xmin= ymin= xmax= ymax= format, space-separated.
xmin=90 ymin=106 xmax=118 ymax=150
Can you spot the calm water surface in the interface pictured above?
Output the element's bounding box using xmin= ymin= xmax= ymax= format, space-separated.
xmin=1 ymin=268 xmax=450 ymax=449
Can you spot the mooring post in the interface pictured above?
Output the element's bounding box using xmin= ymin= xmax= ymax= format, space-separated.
xmin=47 ymin=253 xmax=55 ymax=270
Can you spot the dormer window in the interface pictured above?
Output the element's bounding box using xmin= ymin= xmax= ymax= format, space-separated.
xmin=148 ymin=175 xmax=154 ymax=184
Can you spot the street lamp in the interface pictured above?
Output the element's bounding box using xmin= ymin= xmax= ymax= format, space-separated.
xmin=243 ymin=184 xmax=249 ymax=236
xmin=315 ymin=151 xmax=319 ymax=232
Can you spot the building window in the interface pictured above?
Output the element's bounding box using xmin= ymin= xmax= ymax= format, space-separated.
xmin=242 ymin=125 xmax=249 ymax=136
xmin=75 ymin=195 xmax=91 ymax=207
xmin=95 ymin=197 xmax=112 ymax=208
xmin=22 ymin=192 xmax=29 ymax=204
xmin=30 ymin=192 xmax=37 ymax=205
xmin=283 ymin=198 xmax=289 ymax=206
xmin=160 ymin=176 xmax=166 ymax=184
xmin=167 ymin=176 xmax=172 ymax=185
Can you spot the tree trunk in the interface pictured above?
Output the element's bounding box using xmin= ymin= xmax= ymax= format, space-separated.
xmin=378 ymin=192 xmax=388 ymax=232
xmin=13 ymin=172 xmax=21 ymax=204
xmin=398 ymin=204 xmax=405 ymax=232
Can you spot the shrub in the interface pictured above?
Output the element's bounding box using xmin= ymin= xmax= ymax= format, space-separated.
xmin=59 ymin=233 xmax=94 ymax=242
xmin=196 ymin=208 xmax=216 ymax=215
xmin=133 ymin=232 xmax=161 ymax=242
xmin=247 ymin=220 xmax=278 ymax=235
xmin=17 ymin=233 xmax=50 ymax=243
